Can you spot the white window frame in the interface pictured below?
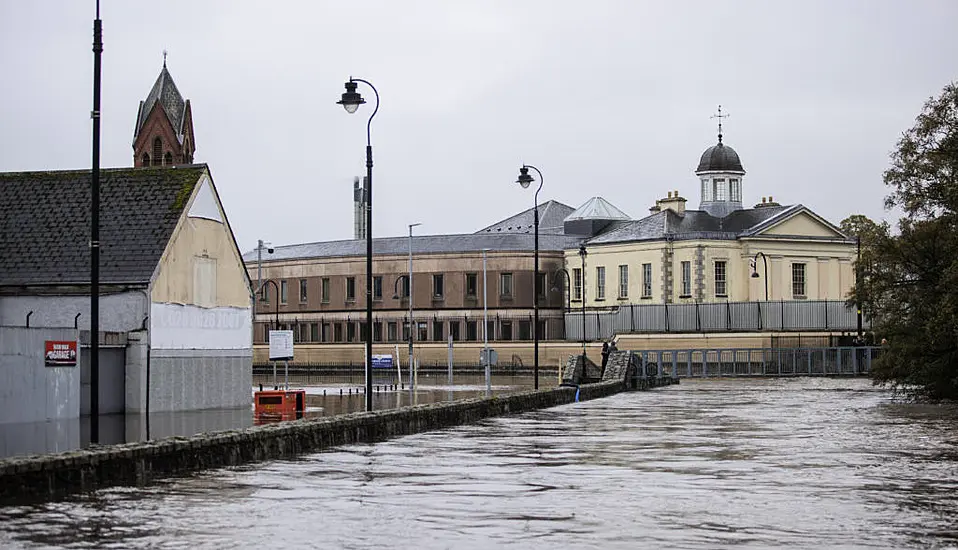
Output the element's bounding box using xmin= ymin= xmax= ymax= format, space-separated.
xmin=681 ymin=261 xmax=691 ymax=297
xmin=714 ymin=260 xmax=727 ymax=297
xmin=792 ymin=263 xmax=807 ymax=298
xmin=642 ymin=263 xmax=652 ymax=298
xmin=618 ymin=265 xmax=628 ymax=298
xmin=596 ymin=266 xmax=606 ymax=300
xmin=573 ymin=268 xmax=582 ymax=301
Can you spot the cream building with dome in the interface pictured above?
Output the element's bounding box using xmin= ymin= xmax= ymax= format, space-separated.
xmin=563 ymin=132 xmax=856 ymax=308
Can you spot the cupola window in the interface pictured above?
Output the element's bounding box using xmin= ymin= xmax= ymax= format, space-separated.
xmin=701 ymin=178 xmax=712 ymax=201
xmin=730 ymin=179 xmax=741 ymax=202
xmin=714 ymin=178 xmax=727 ymax=201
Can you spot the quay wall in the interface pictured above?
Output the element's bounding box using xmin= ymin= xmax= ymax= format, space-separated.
xmin=0 ymin=378 xmax=676 ymax=501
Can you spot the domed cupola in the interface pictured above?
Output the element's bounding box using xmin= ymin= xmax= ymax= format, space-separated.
xmin=695 ymin=105 xmax=746 ymax=218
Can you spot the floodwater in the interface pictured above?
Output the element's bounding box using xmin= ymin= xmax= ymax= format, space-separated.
xmin=2 ymin=378 xmax=958 ymax=549
xmin=0 ymin=374 xmax=540 ymax=460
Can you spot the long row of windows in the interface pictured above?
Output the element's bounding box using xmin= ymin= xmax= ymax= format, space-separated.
xmin=264 ymin=318 xmax=550 ymax=344
xmin=575 ymin=260 xmax=809 ymax=300
xmin=260 ymin=272 xmax=526 ymax=305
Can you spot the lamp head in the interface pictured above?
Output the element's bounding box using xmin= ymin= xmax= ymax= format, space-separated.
xmin=516 ymin=166 xmax=534 ymax=189
xmin=579 ymin=245 xmax=587 ymax=257
xmin=751 ymin=271 xmax=760 ymax=279
xmin=337 ymin=80 xmax=365 ymax=114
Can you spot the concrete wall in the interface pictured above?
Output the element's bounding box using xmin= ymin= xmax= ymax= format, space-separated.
xmin=0 ymin=327 xmax=80 ymax=425
xmin=148 ymin=350 xmax=252 ymax=412
xmin=0 ymin=379 xmax=648 ymax=501
xmin=0 ymin=292 xmax=147 ymax=332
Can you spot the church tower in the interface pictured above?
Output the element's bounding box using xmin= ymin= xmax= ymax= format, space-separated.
xmin=695 ymin=105 xmax=745 ymax=218
xmin=132 ymin=55 xmax=195 ymax=167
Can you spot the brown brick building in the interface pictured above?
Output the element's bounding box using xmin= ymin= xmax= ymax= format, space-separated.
xmin=245 ymin=202 xmax=582 ymax=345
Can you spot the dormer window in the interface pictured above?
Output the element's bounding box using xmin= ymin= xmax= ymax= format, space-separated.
xmin=152 ymin=137 xmax=162 ymax=166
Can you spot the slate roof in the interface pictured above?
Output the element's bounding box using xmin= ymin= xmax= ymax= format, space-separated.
xmin=477 ymin=200 xmax=575 ymax=235
xmin=243 ymin=232 xmax=583 ymax=263
xmin=0 ymin=165 xmax=207 ymax=286
xmin=696 ymin=142 xmax=745 ymax=172
xmin=134 ymin=64 xmax=188 ymax=143
xmin=563 ymin=197 xmax=631 ymax=222
xmin=586 ymin=204 xmax=803 ymax=244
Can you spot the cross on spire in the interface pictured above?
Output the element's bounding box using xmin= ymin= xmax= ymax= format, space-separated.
xmin=162 ymin=49 xmax=168 ymax=67
xmin=711 ymin=104 xmax=729 ymax=144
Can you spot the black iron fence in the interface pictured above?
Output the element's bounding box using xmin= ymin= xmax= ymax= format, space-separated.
xmin=634 ymin=346 xmax=879 ymax=378
xmin=566 ymin=300 xmax=867 ymax=341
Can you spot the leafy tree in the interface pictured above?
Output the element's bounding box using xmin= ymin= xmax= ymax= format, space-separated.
xmin=868 ymin=82 xmax=958 ymax=400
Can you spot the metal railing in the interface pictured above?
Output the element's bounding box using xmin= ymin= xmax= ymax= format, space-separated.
xmin=631 ymin=346 xmax=879 ymax=378
xmin=566 ymin=300 xmax=867 ymax=341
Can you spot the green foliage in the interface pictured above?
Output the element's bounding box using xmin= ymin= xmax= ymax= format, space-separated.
xmin=869 ymin=82 xmax=958 ymax=400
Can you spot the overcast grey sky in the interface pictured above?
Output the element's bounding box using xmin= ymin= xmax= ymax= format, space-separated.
xmin=1 ymin=1 xmax=955 ymax=252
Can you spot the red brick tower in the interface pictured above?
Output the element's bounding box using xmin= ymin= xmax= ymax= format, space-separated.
xmin=132 ymin=56 xmax=195 ymax=167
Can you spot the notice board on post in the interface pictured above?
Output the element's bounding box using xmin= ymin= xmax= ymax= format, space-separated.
xmin=268 ymin=330 xmax=294 ymax=361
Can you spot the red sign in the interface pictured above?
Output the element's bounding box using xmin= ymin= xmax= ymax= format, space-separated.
xmin=45 ymin=340 xmax=77 ymax=367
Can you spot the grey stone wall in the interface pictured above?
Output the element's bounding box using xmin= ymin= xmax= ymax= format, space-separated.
xmin=148 ymin=350 xmax=252 ymax=412
xmin=0 ymin=327 xmax=80 ymax=425
xmin=0 ymin=379 xmax=635 ymax=501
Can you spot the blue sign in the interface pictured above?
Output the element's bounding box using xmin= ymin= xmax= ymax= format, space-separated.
xmin=371 ymin=354 xmax=393 ymax=369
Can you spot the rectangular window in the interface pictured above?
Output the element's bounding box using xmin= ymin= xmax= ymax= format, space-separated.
xmin=501 ymin=321 xmax=513 ymax=341
xmin=681 ymin=261 xmax=691 ymax=297
xmin=486 ymin=320 xmax=496 ymax=341
xmin=321 ymin=278 xmax=330 ymax=303
xmin=465 ymin=273 xmax=478 ymax=298
xmin=537 ymin=273 xmax=546 ymax=298
xmin=714 ymin=178 xmax=727 ymax=201
xmin=192 ymin=256 xmax=217 ymax=308
xmin=346 ymin=322 xmax=356 ymax=342
xmin=573 ymin=268 xmax=582 ymax=301
xmin=792 ymin=263 xmax=807 ymax=298
xmin=518 ymin=320 xmax=531 ymax=340
xmin=298 ymin=323 xmax=308 ymax=343
xmin=701 ymin=178 xmax=712 ymax=201
xmin=299 ymin=279 xmax=308 ymax=302
xmin=260 ymin=282 xmax=269 ymax=303
xmin=714 ymin=260 xmax=728 ymax=297
xmin=433 ymin=320 xmax=444 ymax=342
xmin=500 ymin=273 xmax=513 ymax=297
xmin=334 ymin=323 xmax=343 ymax=342
xmin=373 ymin=276 xmax=383 ymax=301
xmin=618 ymin=265 xmax=629 ymax=298
xmin=387 ymin=322 xmax=397 ymax=342
xmin=596 ymin=266 xmax=606 ymax=300
xmin=279 ymin=279 xmax=288 ymax=304
xmin=432 ymin=274 xmax=444 ymax=299
xmin=730 ymin=179 xmax=741 ymax=202
xmin=373 ymin=321 xmax=383 ymax=342
xmin=642 ymin=263 xmax=653 ymax=298
xmin=402 ymin=321 xmax=410 ymax=342
xmin=466 ymin=320 xmax=478 ymax=341
xmin=449 ymin=321 xmax=460 ymax=341
xmin=417 ymin=322 xmax=428 ymax=342
xmin=310 ymin=323 xmax=319 ymax=342
xmin=345 ymin=277 xmax=356 ymax=301
xmin=322 ymin=323 xmax=330 ymax=342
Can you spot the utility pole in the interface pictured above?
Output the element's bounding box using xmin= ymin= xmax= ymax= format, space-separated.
xmin=89 ymin=0 xmax=103 ymax=444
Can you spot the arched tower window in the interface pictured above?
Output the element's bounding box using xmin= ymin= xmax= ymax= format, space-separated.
xmin=152 ymin=137 xmax=162 ymax=166
xmin=141 ymin=153 xmax=150 ymax=167
xmin=164 ymin=152 xmax=173 ymax=166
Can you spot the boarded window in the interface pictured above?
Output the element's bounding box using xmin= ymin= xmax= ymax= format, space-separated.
xmin=193 ymin=256 xmax=217 ymax=307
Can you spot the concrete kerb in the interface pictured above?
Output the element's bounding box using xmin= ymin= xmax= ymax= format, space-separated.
xmin=0 ymin=379 xmax=647 ymax=502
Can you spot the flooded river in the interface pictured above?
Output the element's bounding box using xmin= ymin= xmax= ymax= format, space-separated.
xmin=1 ymin=378 xmax=957 ymax=549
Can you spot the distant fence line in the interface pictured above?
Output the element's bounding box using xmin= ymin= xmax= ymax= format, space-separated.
xmin=634 ymin=346 xmax=880 ymax=378
xmin=565 ymin=300 xmax=867 ymax=341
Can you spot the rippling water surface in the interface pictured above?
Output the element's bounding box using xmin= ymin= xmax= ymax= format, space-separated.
xmin=1 ymin=378 xmax=957 ymax=549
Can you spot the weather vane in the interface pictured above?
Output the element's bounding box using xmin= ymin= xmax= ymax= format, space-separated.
xmin=162 ymin=49 xmax=168 ymax=67
xmin=711 ymin=104 xmax=729 ymax=144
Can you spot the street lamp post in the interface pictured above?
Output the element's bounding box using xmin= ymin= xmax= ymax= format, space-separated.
xmin=337 ymin=77 xmax=379 ymax=412
xmin=408 ymin=223 xmax=420 ymax=390
xmin=856 ymin=236 xmax=863 ymax=341
xmin=260 ymin=279 xmax=281 ymax=388
xmin=89 ymin=0 xmax=104 ymax=444
xmin=750 ymin=251 xmax=769 ymax=301
xmin=578 ymin=245 xmax=587 ymax=365
xmin=515 ymin=165 xmax=543 ymax=390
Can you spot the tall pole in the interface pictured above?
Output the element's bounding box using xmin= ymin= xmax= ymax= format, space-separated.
xmin=516 ymin=165 xmax=543 ymax=390
xmin=579 ymin=245 xmax=587 ymax=364
xmin=89 ymin=0 xmax=103 ymax=444
xmin=483 ymin=249 xmax=490 ymax=393
xmin=752 ymin=251 xmax=769 ymax=301
xmin=408 ymin=223 xmax=420 ymax=390
xmin=856 ymin=236 xmax=863 ymax=341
